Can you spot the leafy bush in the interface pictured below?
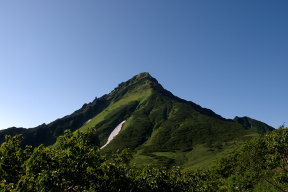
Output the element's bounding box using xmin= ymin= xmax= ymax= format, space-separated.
xmin=213 ymin=126 xmax=288 ymax=191
xmin=1 ymin=127 xmax=288 ymax=191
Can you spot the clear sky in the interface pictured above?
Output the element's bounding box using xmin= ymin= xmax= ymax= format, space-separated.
xmin=0 ymin=0 xmax=287 ymax=130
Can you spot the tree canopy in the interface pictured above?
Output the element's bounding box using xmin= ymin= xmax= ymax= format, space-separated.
xmin=1 ymin=127 xmax=287 ymax=191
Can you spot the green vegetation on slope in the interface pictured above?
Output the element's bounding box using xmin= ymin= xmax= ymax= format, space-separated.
xmin=0 ymin=72 xmax=274 ymax=169
xmin=0 ymin=72 xmax=153 ymax=147
xmin=90 ymin=89 xmax=262 ymax=168
xmin=0 ymin=97 xmax=109 ymax=147
xmin=1 ymin=127 xmax=287 ymax=191
xmin=212 ymin=125 xmax=288 ymax=191
xmin=234 ymin=116 xmax=274 ymax=133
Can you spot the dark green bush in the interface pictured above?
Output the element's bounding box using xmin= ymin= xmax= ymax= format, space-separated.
xmin=1 ymin=127 xmax=288 ymax=191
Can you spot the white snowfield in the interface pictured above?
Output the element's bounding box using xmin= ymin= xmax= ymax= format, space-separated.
xmin=83 ymin=119 xmax=92 ymax=125
xmin=100 ymin=120 xmax=126 ymax=149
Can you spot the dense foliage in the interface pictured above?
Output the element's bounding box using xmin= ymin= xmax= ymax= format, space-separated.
xmin=213 ymin=126 xmax=288 ymax=191
xmin=0 ymin=130 xmax=218 ymax=192
xmin=1 ymin=127 xmax=288 ymax=191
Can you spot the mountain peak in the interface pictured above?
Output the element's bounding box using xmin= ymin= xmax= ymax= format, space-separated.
xmin=130 ymin=72 xmax=159 ymax=86
xmin=105 ymin=72 xmax=156 ymax=101
xmin=135 ymin=72 xmax=152 ymax=79
xmin=111 ymin=72 xmax=159 ymax=92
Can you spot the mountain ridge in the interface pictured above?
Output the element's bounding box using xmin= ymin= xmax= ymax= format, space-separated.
xmin=0 ymin=72 xmax=274 ymax=168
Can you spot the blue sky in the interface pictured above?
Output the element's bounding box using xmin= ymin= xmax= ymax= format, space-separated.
xmin=0 ymin=0 xmax=287 ymax=129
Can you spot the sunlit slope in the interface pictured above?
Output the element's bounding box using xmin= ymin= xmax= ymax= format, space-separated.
xmin=0 ymin=72 xmax=274 ymax=168
xmin=77 ymin=73 xmax=153 ymax=147
xmin=96 ymin=91 xmax=258 ymax=168
xmin=73 ymin=73 xmax=266 ymax=168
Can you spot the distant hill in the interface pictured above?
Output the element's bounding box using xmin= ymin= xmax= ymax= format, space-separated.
xmin=0 ymin=72 xmax=274 ymax=168
xmin=233 ymin=116 xmax=274 ymax=133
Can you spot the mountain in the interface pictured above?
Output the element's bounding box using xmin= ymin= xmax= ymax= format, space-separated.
xmin=233 ymin=116 xmax=274 ymax=133
xmin=0 ymin=97 xmax=109 ymax=147
xmin=0 ymin=72 xmax=274 ymax=168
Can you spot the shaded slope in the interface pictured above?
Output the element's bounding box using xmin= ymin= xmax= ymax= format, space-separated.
xmin=92 ymin=88 xmax=259 ymax=167
xmin=0 ymin=96 xmax=109 ymax=147
xmin=233 ymin=116 xmax=274 ymax=133
xmin=0 ymin=72 xmax=274 ymax=168
xmin=73 ymin=73 xmax=271 ymax=167
xmin=0 ymin=72 xmax=153 ymax=147
xmin=77 ymin=72 xmax=241 ymax=153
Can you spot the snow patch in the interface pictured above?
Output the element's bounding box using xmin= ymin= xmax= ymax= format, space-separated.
xmin=83 ymin=119 xmax=92 ymax=125
xmin=100 ymin=120 xmax=126 ymax=149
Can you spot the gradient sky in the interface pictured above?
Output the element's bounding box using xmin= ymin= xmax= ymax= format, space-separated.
xmin=0 ymin=0 xmax=287 ymax=130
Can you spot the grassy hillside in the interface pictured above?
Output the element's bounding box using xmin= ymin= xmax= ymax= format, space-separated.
xmin=234 ymin=116 xmax=274 ymax=133
xmin=0 ymin=72 xmax=274 ymax=169
xmin=73 ymin=73 xmax=270 ymax=168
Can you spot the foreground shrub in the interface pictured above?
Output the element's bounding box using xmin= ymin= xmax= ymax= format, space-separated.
xmin=1 ymin=127 xmax=288 ymax=191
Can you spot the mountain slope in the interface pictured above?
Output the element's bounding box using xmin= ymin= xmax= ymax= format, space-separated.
xmin=70 ymin=72 xmax=273 ymax=167
xmin=0 ymin=72 xmax=274 ymax=168
xmin=233 ymin=116 xmax=274 ymax=133
xmin=0 ymin=97 xmax=108 ymax=147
